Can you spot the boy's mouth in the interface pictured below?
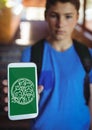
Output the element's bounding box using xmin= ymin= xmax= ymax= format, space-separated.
xmin=56 ymin=30 xmax=65 ymax=35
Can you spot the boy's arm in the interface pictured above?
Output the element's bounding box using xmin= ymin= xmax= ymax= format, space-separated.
xmin=89 ymin=83 xmax=92 ymax=130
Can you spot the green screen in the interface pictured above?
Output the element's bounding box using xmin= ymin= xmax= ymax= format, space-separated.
xmin=9 ymin=67 xmax=37 ymax=116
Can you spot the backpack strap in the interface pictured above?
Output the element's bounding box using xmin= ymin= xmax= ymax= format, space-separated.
xmin=31 ymin=39 xmax=45 ymax=80
xmin=73 ymin=39 xmax=92 ymax=105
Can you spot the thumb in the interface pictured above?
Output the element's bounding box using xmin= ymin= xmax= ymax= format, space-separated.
xmin=38 ymin=85 xmax=44 ymax=94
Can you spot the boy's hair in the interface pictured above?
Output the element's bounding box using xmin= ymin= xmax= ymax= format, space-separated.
xmin=45 ymin=0 xmax=80 ymax=13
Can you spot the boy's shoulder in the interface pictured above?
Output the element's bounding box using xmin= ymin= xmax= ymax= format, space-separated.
xmin=73 ymin=39 xmax=92 ymax=73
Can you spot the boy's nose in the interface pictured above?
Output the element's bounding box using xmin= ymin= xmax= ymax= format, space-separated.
xmin=57 ymin=17 xmax=65 ymax=28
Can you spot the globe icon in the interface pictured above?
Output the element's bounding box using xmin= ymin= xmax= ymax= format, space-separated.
xmin=11 ymin=78 xmax=35 ymax=105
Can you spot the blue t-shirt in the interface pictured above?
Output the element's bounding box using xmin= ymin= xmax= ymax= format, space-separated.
xmin=21 ymin=40 xmax=92 ymax=130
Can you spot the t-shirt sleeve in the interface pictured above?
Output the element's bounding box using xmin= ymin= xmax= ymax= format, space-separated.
xmin=89 ymin=48 xmax=92 ymax=83
xmin=20 ymin=46 xmax=31 ymax=62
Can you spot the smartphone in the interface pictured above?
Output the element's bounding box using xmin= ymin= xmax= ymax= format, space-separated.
xmin=8 ymin=62 xmax=38 ymax=120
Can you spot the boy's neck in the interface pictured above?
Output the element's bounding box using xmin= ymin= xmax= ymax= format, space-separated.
xmin=46 ymin=37 xmax=73 ymax=52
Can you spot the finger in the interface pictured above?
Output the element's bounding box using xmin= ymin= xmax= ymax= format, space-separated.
xmin=5 ymin=97 xmax=8 ymax=103
xmin=4 ymin=106 xmax=8 ymax=112
xmin=3 ymin=87 xmax=8 ymax=94
xmin=2 ymin=80 xmax=8 ymax=86
xmin=38 ymin=85 xmax=44 ymax=94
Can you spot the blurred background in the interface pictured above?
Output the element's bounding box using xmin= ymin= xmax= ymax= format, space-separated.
xmin=0 ymin=0 xmax=92 ymax=130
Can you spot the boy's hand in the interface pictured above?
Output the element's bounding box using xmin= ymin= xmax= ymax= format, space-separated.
xmin=38 ymin=85 xmax=44 ymax=102
xmin=2 ymin=80 xmax=44 ymax=112
xmin=2 ymin=80 xmax=8 ymax=112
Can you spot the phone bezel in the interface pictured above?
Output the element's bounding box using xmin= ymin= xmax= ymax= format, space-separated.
xmin=8 ymin=62 xmax=38 ymax=120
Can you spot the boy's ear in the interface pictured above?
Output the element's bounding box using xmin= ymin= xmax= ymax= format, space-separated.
xmin=77 ymin=12 xmax=79 ymax=20
xmin=44 ymin=10 xmax=47 ymax=20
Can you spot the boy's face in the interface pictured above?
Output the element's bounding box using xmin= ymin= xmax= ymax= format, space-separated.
xmin=45 ymin=2 xmax=79 ymax=41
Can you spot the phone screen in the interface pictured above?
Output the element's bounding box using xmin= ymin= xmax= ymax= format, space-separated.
xmin=8 ymin=63 xmax=38 ymax=120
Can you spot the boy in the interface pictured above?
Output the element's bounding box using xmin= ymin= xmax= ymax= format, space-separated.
xmin=21 ymin=0 xmax=92 ymax=130
xmin=3 ymin=0 xmax=92 ymax=129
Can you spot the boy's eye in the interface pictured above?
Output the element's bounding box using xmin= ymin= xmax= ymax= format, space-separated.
xmin=66 ymin=15 xmax=72 ymax=19
xmin=50 ymin=13 xmax=57 ymax=18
